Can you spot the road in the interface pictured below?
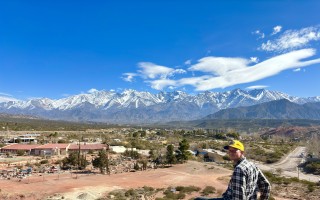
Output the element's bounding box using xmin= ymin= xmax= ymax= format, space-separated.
xmin=256 ymin=146 xmax=319 ymax=182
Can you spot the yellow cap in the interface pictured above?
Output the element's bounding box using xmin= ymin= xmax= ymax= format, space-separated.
xmin=224 ymin=140 xmax=244 ymax=151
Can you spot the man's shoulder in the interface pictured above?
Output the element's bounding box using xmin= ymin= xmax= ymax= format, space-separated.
xmin=236 ymin=158 xmax=257 ymax=170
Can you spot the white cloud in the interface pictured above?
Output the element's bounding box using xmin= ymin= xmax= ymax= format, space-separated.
xmin=149 ymin=79 xmax=177 ymax=90
xmin=0 ymin=92 xmax=12 ymax=97
xmin=178 ymin=75 xmax=211 ymax=87
xmin=250 ymin=57 xmax=259 ymax=63
xmin=246 ymin=85 xmax=269 ymax=90
xmin=122 ymin=73 xmax=137 ymax=82
xmin=253 ymin=30 xmax=265 ymax=39
xmin=188 ymin=57 xmax=249 ymax=76
xmin=293 ymin=68 xmax=301 ymax=72
xmin=169 ymin=69 xmax=187 ymax=77
xmin=184 ymin=59 xmax=191 ymax=65
xmin=0 ymin=92 xmax=18 ymax=103
xmin=168 ymin=86 xmax=176 ymax=90
xmin=137 ymin=62 xmax=185 ymax=79
xmin=272 ymin=25 xmax=282 ymax=35
xmin=88 ymin=88 xmax=98 ymax=93
xmin=261 ymin=26 xmax=320 ymax=52
xmin=124 ymin=49 xmax=320 ymax=92
xmin=191 ymin=48 xmax=320 ymax=91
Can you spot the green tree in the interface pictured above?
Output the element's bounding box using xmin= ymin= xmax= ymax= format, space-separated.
xmin=134 ymin=162 xmax=140 ymax=170
xmin=133 ymin=132 xmax=139 ymax=138
xmin=92 ymin=149 xmax=110 ymax=174
xmin=62 ymin=152 xmax=78 ymax=168
xmin=177 ymin=139 xmax=191 ymax=163
xmin=140 ymin=130 xmax=146 ymax=137
xmin=226 ymin=132 xmax=239 ymax=139
xmin=16 ymin=150 xmax=25 ymax=156
xmin=166 ymin=144 xmax=176 ymax=165
xmin=139 ymin=159 xmax=148 ymax=170
xmin=62 ymin=152 xmax=88 ymax=170
xmin=123 ymin=150 xmax=140 ymax=159
xmin=149 ymin=149 xmax=156 ymax=160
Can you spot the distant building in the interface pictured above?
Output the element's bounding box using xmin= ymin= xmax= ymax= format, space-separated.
xmin=0 ymin=144 xmax=41 ymax=155
xmin=109 ymin=146 xmax=127 ymax=153
xmin=9 ymin=136 xmax=37 ymax=144
xmin=0 ymin=143 xmax=109 ymax=156
xmin=34 ymin=143 xmax=70 ymax=156
xmin=68 ymin=143 xmax=108 ymax=153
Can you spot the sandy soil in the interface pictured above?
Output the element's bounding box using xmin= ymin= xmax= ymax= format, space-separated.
xmin=0 ymin=161 xmax=291 ymax=200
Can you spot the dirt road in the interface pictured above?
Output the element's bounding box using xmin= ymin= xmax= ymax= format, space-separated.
xmin=256 ymin=146 xmax=319 ymax=182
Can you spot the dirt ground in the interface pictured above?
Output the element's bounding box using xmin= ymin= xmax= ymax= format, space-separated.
xmin=0 ymin=161 xmax=292 ymax=200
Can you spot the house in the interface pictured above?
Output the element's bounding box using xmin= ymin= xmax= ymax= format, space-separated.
xmin=109 ymin=146 xmax=127 ymax=153
xmin=68 ymin=143 xmax=108 ymax=153
xmin=0 ymin=144 xmax=41 ymax=155
xmin=34 ymin=143 xmax=70 ymax=156
xmin=9 ymin=136 xmax=37 ymax=144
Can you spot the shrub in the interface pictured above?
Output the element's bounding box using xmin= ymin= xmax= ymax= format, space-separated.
xmin=222 ymin=155 xmax=230 ymax=161
xmin=16 ymin=150 xmax=25 ymax=156
xmin=125 ymin=188 xmax=137 ymax=197
xmin=175 ymin=186 xmax=201 ymax=193
xmin=40 ymin=159 xmax=49 ymax=165
xmin=304 ymin=161 xmax=320 ymax=175
xmin=143 ymin=186 xmax=155 ymax=192
xmin=201 ymin=186 xmax=216 ymax=195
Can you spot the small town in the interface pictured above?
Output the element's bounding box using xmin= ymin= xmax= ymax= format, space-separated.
xmin=1 ymin=1 xmax=320 ymax=200
xmin=0 ymin=124 xmax=319 ymax=199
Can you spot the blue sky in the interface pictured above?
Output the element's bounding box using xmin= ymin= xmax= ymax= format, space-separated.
xmin=1 ymin=0 xmax=320 ymax=101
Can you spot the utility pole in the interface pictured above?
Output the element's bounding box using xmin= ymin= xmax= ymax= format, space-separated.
xmin=78 ymin=140 xmax=80 ymax=169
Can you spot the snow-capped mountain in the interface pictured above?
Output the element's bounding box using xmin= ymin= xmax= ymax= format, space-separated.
xmin=0 ymin=89 xmax=319 ymax=124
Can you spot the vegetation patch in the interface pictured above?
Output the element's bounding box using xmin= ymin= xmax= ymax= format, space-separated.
xmin=263 ymin=171 xmax=320 ymax=199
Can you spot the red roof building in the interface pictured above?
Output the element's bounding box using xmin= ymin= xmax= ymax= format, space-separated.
xmin=0 ymin=144 xmax=41 ymax=155
xmin=34 ymin=143 xmax=70 ymax=156
xmin=68 ymin=143 xmax=108 ymax=153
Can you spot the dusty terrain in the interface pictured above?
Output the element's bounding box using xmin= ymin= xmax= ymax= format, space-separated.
xmin=0 ymin=161 xmax=296 ymax=200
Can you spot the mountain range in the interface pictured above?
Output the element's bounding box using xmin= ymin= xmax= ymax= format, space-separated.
xmin=0 ymin=89 xmax=320 ymax=124
xmin=205 ymin=99 xmax=320 ymax=120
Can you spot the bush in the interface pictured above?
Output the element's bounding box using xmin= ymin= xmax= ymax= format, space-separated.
xmin=40 ymin=159 xmax=49 ymax=165
xmin=108 ymin=190 xmax=126 ymax=200
xmin=162 ymin=187 xmax=187 ymax=200
xmin=222 ymin=155 xmax=230 ymax=161
xmin=143 ymin=186 xmax=155 ymax=192
xmin=304 ymin=161 xmax=320 ymax=175
xmin=175 ymin=186 xmax=201 ymax=193
xmin=201 ymin=186 xmax=216 ymax=195
xmin=125 ymin=188 xmax=137 ymax=197
xmin=307 ymin=184 xmax=315 ymax=192
xmin=16 ymin=150 xmax=25 ymax=156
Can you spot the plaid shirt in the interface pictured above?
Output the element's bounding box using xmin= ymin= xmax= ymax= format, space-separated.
xmin=222 ymin=157 xmax=271 ymax=200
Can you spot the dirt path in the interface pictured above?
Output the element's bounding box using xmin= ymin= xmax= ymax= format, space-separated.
xmin=256 ymin=146 xmax=319 ymax=182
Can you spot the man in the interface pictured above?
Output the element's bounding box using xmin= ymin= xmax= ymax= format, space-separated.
xmin=195 ymin=140 xmax=271 ymax=200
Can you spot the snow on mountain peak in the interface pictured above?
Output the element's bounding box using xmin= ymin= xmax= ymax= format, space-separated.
xmin=1 ymin=89 xmax=320 ymax=114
